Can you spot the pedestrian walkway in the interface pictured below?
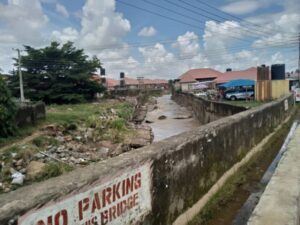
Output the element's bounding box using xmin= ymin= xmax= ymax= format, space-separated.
xmin=247 ymin=122 xmax=300 ymax=225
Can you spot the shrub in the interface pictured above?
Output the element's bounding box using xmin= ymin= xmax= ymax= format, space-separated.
xmin=38 ymin=162 xmax=73 ymax=181
xmin=0 ymin=77 xmax=17 ymax=138
xmin=116 ymin=103 xmax=133 ymax=121
xmin=110 ymin=118 xmax=126 ymax=131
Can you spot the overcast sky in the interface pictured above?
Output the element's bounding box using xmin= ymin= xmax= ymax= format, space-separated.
xmin=0 ymin=0 xmax=299 ymax=79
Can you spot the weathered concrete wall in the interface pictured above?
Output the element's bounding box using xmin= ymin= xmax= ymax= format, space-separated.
xmin=15 ymin=102 xmax=46 ymax=127
xmin=172 ymin=92 xmax=247 ymax=124
xmin=0 ymin=95 xmax=294 ymax=225
xmin=110 ymin=89 xmax=164 ymax=97
xmin=248 ymin=123 xmax=300 ymax=225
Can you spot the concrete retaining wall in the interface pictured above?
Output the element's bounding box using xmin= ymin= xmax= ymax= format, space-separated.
xmin=110 ymin=89 xmax=164 ymax=97
xmin=248 ymin=123 xmax=300 ymax=225
xmin=0 ymin=95 xmax=294 ymax=225
xmin=15 ymin=102 xmax=46 ymax=127
xmin=172 ymin=92 xmax=247 ymax=124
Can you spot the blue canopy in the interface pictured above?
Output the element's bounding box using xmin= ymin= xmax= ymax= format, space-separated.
xmin=220 ymin=79 xmax=255 ymax=88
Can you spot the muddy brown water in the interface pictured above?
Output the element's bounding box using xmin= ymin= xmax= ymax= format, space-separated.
xmin=145 ymin=95 xmax=200 ymax=142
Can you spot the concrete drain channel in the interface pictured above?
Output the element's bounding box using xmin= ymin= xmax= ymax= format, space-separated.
xmin=232 ymin=121 xmax=299 ymax=225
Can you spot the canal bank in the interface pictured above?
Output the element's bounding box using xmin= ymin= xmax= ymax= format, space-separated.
xmin=188 ymin=109 xmax=297 ymax=225
xmin=248 ymin=120 xmax=300 ymax=225
xmin=145 ymin=95 xmax=200 ymax=142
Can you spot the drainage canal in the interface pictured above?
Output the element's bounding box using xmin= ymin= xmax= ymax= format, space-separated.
xmin=189 ymin=118 xmax=297 ymax=225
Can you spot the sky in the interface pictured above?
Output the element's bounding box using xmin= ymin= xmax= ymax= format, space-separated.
xmin=0 ymin=0 xmax=299 ymax=79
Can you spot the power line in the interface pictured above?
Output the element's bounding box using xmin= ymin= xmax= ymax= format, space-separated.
xmin=17 ymin=42 xmax=298 ymax=67
xmin=18 ymin=41 xmax=298 ymax=65
xmin=117 ymin=0 xmax=253 ymax=44
xmin=142 ymin=0 xmax=265 ymax=41
xmin=164 ymin=0 xmax=273 ymax=38
xmin=17 ymin=44 xmax=297 ymax=68
xmin=193 ymin=0 xmax=285 ymax=35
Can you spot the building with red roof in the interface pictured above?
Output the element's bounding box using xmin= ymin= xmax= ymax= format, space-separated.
xmin=176 ymin=68 xmax=222 ymax=91
xmin=214 ymin=67 xmax=257 ymax=84
xmin=105 ymin=78 xmax=119 ymax=90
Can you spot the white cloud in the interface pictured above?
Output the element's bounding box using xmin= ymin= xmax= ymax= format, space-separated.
xmin=203 ymin=20 xmax=243 ymax=66
xmin=0 ymin=33 xmax=17 ymax=43
xmin=79 ymin=0 xmax=130 ymax=51
xmin=221 ymin=0 xmax=263 ymax=15
xmin=271 ymin=52 xmax=284 ymax=63
xmin=172 ymin=32 xmax=200 ymax=57
xmin=252 ymin=12 xmax=299 ymax=47
xmin=0 ymin=0 xmax=298 ymax=77
xmin=138 ymin=26 xmax=157 ymax=37
xmin=51 ymin=27 xmax=79 ymax=43
xmin=56 ymin=3 xmax=69 ymax=18
xmin=139 ymin=43 xmax=174 ymax=64
xmin=0 ymin=0 xmax=48 ymax=31
xmin=0 ymin=0 xmax=49 ymax=72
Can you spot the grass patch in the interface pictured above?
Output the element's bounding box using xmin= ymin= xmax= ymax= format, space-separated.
xmin=36 ymin=162 xmax=73 ymax=181
xmin=110 ymin=118 xmax=126 ymax=131
xmin=31 ymin=136 xmax=60 ymax=148
xmin=223 ymin=100 xmax=266 ymax=108
xmin=0 ymin=124 xmax=40 ymax=148
xmin=0 ymin=100 xmax=134 ymax=149
xmin=46 ymin=103 xmax=103 ymax=125
xmin=116 ymin=103 xmax=134 ymax=121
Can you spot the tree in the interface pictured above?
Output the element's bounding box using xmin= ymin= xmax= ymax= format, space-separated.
xmin=0 ymin=76 xmax=17 ymax=138
xmin=9 ymin=42 xmax=105 ymax=104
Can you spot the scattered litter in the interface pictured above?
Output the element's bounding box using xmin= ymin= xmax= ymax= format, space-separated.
xmin=11 ymin=172 xmax=25 ymax=185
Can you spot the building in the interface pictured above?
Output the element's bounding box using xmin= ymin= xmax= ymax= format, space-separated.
xmin=286 ymin=72 xmax=300 ymax=89
xmin=176 ymin=68 xmax=222 ymax=91
xmin=213 ymin=67 xmax=257 ymax=85
xmin=101 ymin=76 xmax=168 ymax=91
xmin=105 ymin=78 xmax=119 ymax=90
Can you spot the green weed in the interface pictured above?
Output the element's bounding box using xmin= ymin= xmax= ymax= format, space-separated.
xmin=36 ymin=162 xmax=73 ymax=181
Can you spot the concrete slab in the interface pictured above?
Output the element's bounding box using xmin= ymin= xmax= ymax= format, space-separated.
xmin=247 ymin=124 xmax=300 ymax=225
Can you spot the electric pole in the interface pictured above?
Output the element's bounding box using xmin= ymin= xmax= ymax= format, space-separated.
xmin=14 ymin=48 xmax=25 ymax=103
xmin=298 ymin=31 xmax=300 ymax=85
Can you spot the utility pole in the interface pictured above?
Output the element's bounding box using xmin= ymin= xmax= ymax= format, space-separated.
xmin=298 ymin=32 xmax=300 ymax=86
xmin=14 ymin=48 xmax=25 ymax=103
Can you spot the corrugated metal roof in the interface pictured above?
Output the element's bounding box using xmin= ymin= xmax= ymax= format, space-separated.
xmin=178 ymin=68 xmax=222 ymax=83
xmin=214 ymin=67 xmax=257 ymax=84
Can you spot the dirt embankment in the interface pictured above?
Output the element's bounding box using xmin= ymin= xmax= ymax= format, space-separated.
xmin=0 ymin=98 xmax=154 ymax=194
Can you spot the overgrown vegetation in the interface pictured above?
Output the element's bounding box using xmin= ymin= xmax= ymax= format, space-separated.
xmin=8 ymin=42 xmax=106 ymax=104
xmin=0 ymin=77 xmax=17 ymax=138
xmin=37 ymin=162 xmax=73 ymax=181
xmin=224 ymin=100 xmax=266 ymax=108
xmin=84 ymin=102 xmax=134 ymax=143
xmin=0 ymin=101 xmax=135 ymax=148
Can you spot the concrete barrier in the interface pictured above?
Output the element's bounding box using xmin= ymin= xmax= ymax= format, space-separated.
xmin=15 ymin=102 xmax=46 ymax=127
xmin=0 ymin=95 xmax=294 ymax=225
xmin=172 ymin=92 xmax=247 ymax=124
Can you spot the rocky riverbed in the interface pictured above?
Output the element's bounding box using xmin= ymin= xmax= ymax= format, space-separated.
xmin=0 ymin=94 xmax=198 ymax=193
xmin=145 ymin=95 xmax=200 ymax=141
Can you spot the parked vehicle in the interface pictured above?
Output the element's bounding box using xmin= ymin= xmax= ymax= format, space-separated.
xmin=225 ymin=89 xmax=254 ymax=101
xmin=194 ymin=91 xmax=207 ymax=97
xmin=294 ymin=88 xmax=300 ymax=102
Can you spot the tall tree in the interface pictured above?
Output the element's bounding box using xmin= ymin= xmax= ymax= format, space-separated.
xmin=9 ymin=42 xmax=105 ymax=104
xmin=0 ymin=76 xmax=17 ymax=138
